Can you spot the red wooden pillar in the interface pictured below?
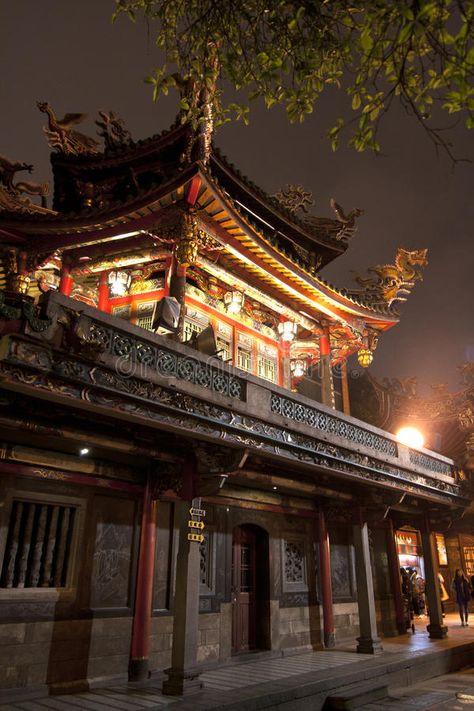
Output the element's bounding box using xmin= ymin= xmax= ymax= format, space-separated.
xmin=59 ymin=259 xmax=73 ymax=296
xmin=129 ymin=474 xmax=157 ymax=681
xmin=318 ymin=508 xmax=335 ymax=648
xmin=385 ymin=518 xmax=407 ymax=634
xmin=98 ymin=271 xmax=109 ymax=312
xmin=319 ymin=322 xmax=335 ymax=409
xmin=280 ymin=340 xmax=291 ymax=389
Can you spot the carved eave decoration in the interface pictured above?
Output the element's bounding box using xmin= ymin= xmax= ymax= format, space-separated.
xmin=194 ymin=170 xmax=399 ymax=330
xmin=0 ymin=170 xmax=398 ymax=367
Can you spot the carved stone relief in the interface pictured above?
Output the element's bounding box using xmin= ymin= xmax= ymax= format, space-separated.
xmin=90 ymin=497 xmax=136 ymax=609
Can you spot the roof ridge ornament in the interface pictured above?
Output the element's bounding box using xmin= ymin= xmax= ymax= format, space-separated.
xmin=95 ymin=111 xmax=133 ymax=151
xmin=351 ymin=247 xmax=428 ymax=306
xmin=0 ymin=154 xmax=55 ymax=215
xmin=37 ymin=101 xmax=100 ymax=155
xmin=272 ymin=184 xmax=314 ymax=214
xmin=272 ymin=186 xmax=363 ymax=241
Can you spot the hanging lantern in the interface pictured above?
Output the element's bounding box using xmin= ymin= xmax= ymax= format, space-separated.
xmin=224 ymin=290 xmax=244 ymax=314
xmin=108 ymin=269 xmax=131 ymax=297
xmin=290 ymin=359 xmax=307 ymax=378
xmin=278 ymin=321 xmax=297 ymax=342
xmin=357 ymin=348 xmax=373 ymax=368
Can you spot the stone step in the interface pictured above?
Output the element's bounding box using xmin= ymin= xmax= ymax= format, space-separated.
xmin=324 ymin=681 xmax=388 ymax=710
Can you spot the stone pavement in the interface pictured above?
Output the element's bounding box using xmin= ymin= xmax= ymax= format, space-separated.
xmin=1 ymin=614 xmax=474 ymax=710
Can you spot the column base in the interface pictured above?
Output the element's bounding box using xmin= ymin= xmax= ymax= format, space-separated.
xmin=128 ymin=658 xmax=150 ymax=682
xmin=427 ymin=623 xmax=448 ymax=639
xmin=162 ymin=667 xmax=203 ymax=696
xmin=356 ymin=636 xmax=383 ymax=654
xmin=324 ymin=632 xmax=336 ymax=648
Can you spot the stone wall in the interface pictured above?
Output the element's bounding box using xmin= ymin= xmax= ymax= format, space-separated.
xmin=333 ymin=601 xmax=359 ymax=641
xmin=0 ymin=472 xmax=139 ymax=692
xmin=0 ymin=616 xmax=132 ymax=692
xmin=150 ymin=612 xmax=224 ymax=671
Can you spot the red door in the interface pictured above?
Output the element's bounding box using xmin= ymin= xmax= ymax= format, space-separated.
xmin=232 ymin=526 xmax=257 ymax=653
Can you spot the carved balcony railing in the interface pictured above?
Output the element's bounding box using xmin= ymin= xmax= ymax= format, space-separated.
xmin=0 ymin=291 xmax=463 ymax=507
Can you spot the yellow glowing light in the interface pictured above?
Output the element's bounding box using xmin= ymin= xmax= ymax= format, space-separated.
xmin=396 ymin=427 xmax=425 ymax=449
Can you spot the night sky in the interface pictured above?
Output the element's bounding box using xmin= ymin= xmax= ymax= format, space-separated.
xmin=1 ymin=2 xmax=473 ymax=392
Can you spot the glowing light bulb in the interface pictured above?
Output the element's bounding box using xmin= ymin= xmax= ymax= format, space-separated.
xmin=396 ymin=427 xmax=424 ymax=449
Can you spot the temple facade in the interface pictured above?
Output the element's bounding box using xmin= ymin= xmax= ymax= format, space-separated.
xmin=0 ymin=106 xmax=468 ymax=696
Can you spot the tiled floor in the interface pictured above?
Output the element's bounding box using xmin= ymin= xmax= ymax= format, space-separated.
xmin=2 ymin=614 xmax=474 ymax=710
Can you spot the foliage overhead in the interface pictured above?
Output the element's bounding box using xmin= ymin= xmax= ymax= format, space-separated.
xmin=113 ymin=1 xmax=474 ymax=155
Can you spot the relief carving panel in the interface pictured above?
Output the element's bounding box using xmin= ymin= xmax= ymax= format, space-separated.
xmin=90 ymin=497 xmax=136 ymax=609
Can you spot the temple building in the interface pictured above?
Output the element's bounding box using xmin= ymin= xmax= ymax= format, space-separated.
xmin=0 ymin=103 xmax=469 ymax=697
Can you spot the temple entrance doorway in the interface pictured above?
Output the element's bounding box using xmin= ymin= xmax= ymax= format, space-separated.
xmin=231 ymin=524 xmax=270 ymax=654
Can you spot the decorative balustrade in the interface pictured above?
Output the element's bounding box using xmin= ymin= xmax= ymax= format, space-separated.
xmin=87 ymin=320 xmax=246 ymax=401
xmin=271 ymin=393 xmax=398 ymax=458
xmin=0 ymin=291 xmax=458 ymax=496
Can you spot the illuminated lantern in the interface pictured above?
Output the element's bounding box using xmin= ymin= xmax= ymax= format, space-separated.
xmin=290 ymin=359 xmax=307 ymax=378
xmin=224 ymin=290 xmax=244 ymax=314
xmin=108 ymin=269 xmax=131 ymax=297
xmin=357 ymin=348 xmax=373 ymax=368
xmin=278 ymin=321 xmax=297 ymax=342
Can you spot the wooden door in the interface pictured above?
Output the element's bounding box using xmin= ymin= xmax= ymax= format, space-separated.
xmin=232 ymin=526 xmax=257 ymax=653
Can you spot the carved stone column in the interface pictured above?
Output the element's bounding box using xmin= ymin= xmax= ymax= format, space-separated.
xmin=170 ymin=211 xmax=199 ymax=342
xmin=129 ymin=474 xmax=157 ymax=681
xmin=320 ymin=322 xmax=335 ymax=409
xmin=318 ymin=508 xmax=335 ymax=648
xmin=162 ymin=496 xmax=203 ymax=695
xmin=421 ymin=517 xmax=447 ymax=639
xmin=353 ymin=510 xmax=383 ymax=654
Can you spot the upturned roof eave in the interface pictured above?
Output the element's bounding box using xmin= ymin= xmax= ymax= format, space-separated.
xmin=196 ymin=167 xmax=399 ymax=326
xmin=208 ymin=151 xmax=347 ymax=263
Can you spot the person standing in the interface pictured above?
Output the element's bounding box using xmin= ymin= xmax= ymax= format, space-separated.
xmin=438 ymin=572 xmax=449 ymax=616
xmin=452 ymin=569 xmax=471 ymax=626
xmin=408 ymin=567 xmax=420 ymax=616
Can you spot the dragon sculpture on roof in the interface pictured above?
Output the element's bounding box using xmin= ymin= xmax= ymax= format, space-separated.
xmin=353 ymin=247 xmax=428 ymax=306
xmin=0 ymin=155 xmax=54 ymax=215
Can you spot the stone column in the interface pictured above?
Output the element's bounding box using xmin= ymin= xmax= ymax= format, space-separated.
xmin=162 ymin=498 xmax=203 ymax=695
xmin=421 ymin=520 xmax=447 ymax=639
xmin=319 ymin=322 xmax=335 ymax=409
xmin=353 ymin=513 xmax=383 ymax=654
xmin=169 ymin=211 xmax=199 ymax=342
xmin=169 ymin=262 xmax=187 ymax=342
xmin=318 ymin=509 xmax=335 ymax=647
xmin=385 ymin=518 xmax=407 ymax=635
xmin=129 ymin=475 xmax=157 ymax=681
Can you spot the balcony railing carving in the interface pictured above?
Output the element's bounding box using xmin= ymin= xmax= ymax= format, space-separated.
xmin=271 ymin=393 xmax=397 ymax=458
xmin=88 ymin=321 xmax=246 ymax=400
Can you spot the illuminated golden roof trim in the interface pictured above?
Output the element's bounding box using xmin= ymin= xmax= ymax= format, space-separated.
xmin=197 ymin=172 xmax=398 ymax=328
